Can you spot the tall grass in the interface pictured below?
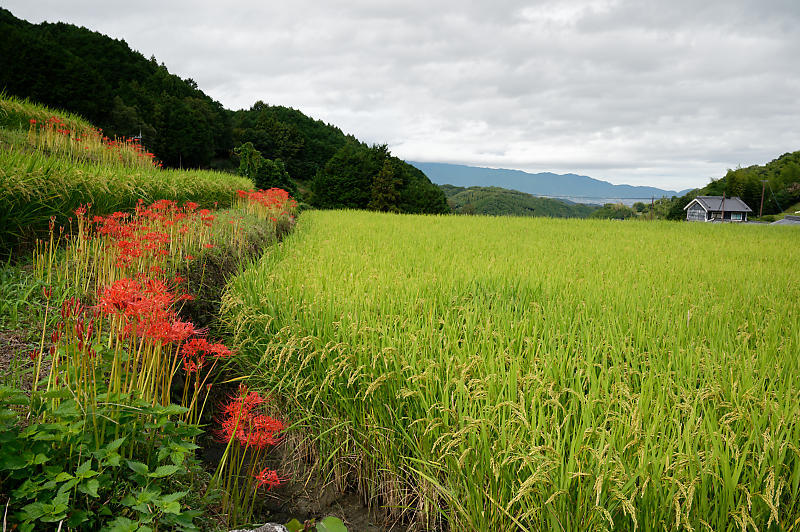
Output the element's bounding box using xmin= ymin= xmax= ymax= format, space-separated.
xmin=0 ymin=93 xmax=92 ymax=133
xmin=224 ymin=211 xmax=800 ymax=531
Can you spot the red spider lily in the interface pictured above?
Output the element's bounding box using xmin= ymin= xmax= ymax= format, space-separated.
xmin=253 ymin=468 xmax=284 ymax=490
xmin=181 ymin=338 xmax=209 ymax=374
xmin=98 ymin=278 xmax=142 ymax=313
xmin=180 ymin=338 xmax=233 ymax=374
xmin=183 ymin=359 xmax=200 ymax=374
xmin=216 ymin=387 xmax=284 ymax=450
xmin=208 ymin=343 xmax=233 ymax=358
xmin=98 ymin=277 xmax=192 ymax=345
xmin=181 ymin=338 xmax=210 ymax=356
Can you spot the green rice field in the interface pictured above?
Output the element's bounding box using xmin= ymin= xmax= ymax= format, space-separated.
xmin=225 ymin=210 xmax=800 ymax=531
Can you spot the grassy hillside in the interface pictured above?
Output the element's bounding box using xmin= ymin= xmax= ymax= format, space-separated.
xmin=440 ymin=184 xmax=598 ymax=217
xmin=0 ymin=95 xmax=252 ymax=251
xmin=225 ymin=211 xmax=800 ymax=530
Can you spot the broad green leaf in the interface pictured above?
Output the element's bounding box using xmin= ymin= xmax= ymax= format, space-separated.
xmin=285 ymin=518 xmax=304 ymax=532
xmin=76 ymin=459 xmax=93 ymax=476
xmin=126 ymin=460 xmax=149 ymax=475
xmin=152 ymin=404 xmax=188 ymax=417
xmin=157 ymin=446 xmax=170 ymax=463
xmin=104 ymin=437 xmax=127 ymax=453
xmin=317 ymin=517 xmax=348 ymax=532
xmin=67 ymin=509 xmax=89 ymax=527
xmin=53 ymin=399 xmax=79 ymax=416
xmin=43 ymin=388 xmax=73 ymax=399
xmin=105 ymin=516 xmax=139 ymax=532
xmin=160 ymin=500 xmax=181 ymax=514
xmin=20 ymin=501 xmax=47 ymax=520
xmin=0 ymin=453 xmax=26 ymax=470
xmin=84 ymin=478 xmax=100 ymax=498
xmin=159 ymin=491 xmax=188 ymax=503
xmin=32 ymin=453 xmax=50 ymax=465
xmin=149 ymin=464 xmax=181 ymax=478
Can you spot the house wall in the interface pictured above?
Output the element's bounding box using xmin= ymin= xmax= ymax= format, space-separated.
xmin=686 ymin=203 xmax=707 ymax=221
xmin=709 ymin=211 xmax=747 ymax=221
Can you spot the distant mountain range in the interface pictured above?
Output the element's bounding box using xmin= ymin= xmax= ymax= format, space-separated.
xmin=409 ymin=162 xmax=691 ymax=205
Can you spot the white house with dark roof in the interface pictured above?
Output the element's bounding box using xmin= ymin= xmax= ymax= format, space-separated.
xmin=684 ymin=196 xmax=753 ymax=222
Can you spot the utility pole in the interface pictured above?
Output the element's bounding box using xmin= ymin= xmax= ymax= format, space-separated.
xmin=650 ymin=196 xmax=654 ymax=220
xmin=721 ymin=192 xmax=725 ymax=222
xmin=759 ymin=179 xmax=767 ymax=218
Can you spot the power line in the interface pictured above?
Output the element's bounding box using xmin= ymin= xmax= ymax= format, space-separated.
xmin=766 ymin=181 xmax=783 ymax=212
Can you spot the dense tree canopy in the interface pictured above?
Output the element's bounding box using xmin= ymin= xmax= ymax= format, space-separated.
xmin=310 ymin=143 xmax=449 ymax=213
xmin=441 ymin=185 xmax=598 ymax=218
xmin=234 ymin=142 xmax=297 ymax=195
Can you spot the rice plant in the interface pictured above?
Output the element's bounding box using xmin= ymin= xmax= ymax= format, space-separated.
xmin=0 ymin=149 xmax=253 ymax=251
xmin=224 ymin=210 xmax=800 ymax=531
xmin=0 ymin=93 xmax=92 ymax=134
xmin=0 ymin=94 xmax=254 ymax=252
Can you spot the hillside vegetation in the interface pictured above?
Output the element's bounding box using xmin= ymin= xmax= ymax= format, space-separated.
xmin=0 ymin=95 xmax=252 ymax=251
xmin=664 ymin=151 xmax=800 ymax=219
xmin=440 ymin=184 xmax=598 ymax=217
xmin=0 ymin=8 xmax=448 ymax=214
xmin=225 ymin=211 xmax=800 ymax=531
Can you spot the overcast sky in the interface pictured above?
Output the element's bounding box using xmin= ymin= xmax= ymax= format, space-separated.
xmin=6 ymin=1 xmax=800 ymax=190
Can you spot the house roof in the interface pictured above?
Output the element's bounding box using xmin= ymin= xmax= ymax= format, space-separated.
xmin=684 ymin=196 xmax=753 ymax=212
xmin=771 ymin=215 xmax=800 ymax=225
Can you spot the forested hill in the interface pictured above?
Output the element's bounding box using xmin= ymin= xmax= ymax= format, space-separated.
xmin=0 ymin=8 xmax=230 ymax=169
xmin=0 ymin=8 xmax=448 ymax=214
xmin=665 ymin=151 xmax=800 ymax=219
xmin=440 ymin=185 xmax=598 ymax=218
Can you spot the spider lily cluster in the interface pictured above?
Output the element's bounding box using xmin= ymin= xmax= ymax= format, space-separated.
xmin=212 ymin=384 xmax=286 ymax=524
xmin=236 ymin=188 xmax=298 ymax=223
xmin=23 ymin=191 xmax=296 ymax=525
